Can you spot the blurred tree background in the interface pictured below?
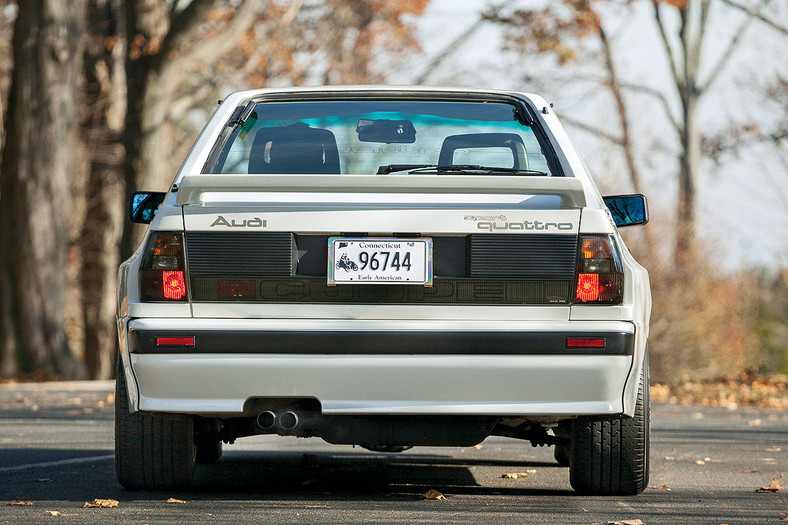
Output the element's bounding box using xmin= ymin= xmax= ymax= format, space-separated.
xmin=0 ymin=0 xmax=785 ymax=383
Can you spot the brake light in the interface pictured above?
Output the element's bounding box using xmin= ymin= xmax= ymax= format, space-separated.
xmin=140 ymin=233 xmax=188 ymax=301
xmin=162 ymin=271 xmax=186 ymax=300
xmin=576 ymin=273 xmax=601 ymax=302
xmin=574 ymin=235 xmax=623 ymax=304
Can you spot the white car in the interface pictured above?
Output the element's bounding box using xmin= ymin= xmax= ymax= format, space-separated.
xmin=116 ymin=86 xmax=651 ymax=494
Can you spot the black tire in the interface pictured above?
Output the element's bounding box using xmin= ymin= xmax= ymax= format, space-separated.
xmin=115 ymin=367 xmax=196 ymax=490
xmin=569 ymin=354 xmax=650 ymax=495
xmin=196 ymin=439 xmax=223 ymax=464
xmin=554 ymin=443 xmax=571 ymax=466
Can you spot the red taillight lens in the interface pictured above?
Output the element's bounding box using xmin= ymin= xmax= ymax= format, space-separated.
xmin=140 ymin=233 xmax=188 ymax=302
xmin=576 ymin=273 xmax=601 ymax=302
xmin=218 ymin=279 xmax=257 ymax=299
xmin=574 ymin=235 xmax=623 ymax=304
xmin=162 ymin=271 xmax=186 ymax=300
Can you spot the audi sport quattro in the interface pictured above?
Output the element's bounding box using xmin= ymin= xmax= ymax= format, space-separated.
xmin=116 ymin=86 xmax=651 ymax=494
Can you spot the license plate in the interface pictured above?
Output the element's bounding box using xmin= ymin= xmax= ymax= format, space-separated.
xmin=328 ymin=237 xmax=433 ymax=286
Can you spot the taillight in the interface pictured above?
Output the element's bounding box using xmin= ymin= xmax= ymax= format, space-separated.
xmin=574 ymin=235 xmax=623 ymax=304
xmin=140 ymin=233 xmax=188 ymax=301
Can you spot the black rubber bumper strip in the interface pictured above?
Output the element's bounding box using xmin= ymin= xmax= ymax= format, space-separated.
xmin=129 ymin=329 xmax=634 ymax=356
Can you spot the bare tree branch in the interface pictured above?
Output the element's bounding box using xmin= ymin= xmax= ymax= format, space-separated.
xmin=698 ymin=0 xmax=712 ymax=46
xmin=415 ymin=0 xmax=519 ymax=85
xmin=561 ymin=115 xmax=622 ymax=145
xmin=652 ymin=0 xmax=683 ymax=90
xmin=162 ymin=0 xmax=260 ymax=81
xmin=719 ymin=0 xmax=788 ymax=35
xmin=159 ymin=0 xmax=214 ymax=61
xmin=618 ymin=81 xmax=681 ymax=133
xmin=700 ymin=0 xmax=766 ymax=92
xmin=599 ymin=25 xmax=646 ymax=194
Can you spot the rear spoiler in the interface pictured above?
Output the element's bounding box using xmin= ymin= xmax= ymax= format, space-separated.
xmin=175 ymin=174 xmax=587 ymax=208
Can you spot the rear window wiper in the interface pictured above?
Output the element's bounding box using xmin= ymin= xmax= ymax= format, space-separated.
xmin=377 ymin=164 xmax=548 ymax=176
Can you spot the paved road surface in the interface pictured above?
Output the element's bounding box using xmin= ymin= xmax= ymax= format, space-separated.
xmin=0 ymin=381 xmax=786 ymax=524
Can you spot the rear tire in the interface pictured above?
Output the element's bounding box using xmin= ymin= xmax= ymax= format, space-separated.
xmin=115 ymin=367 xmax=196 ymax=490
xmin=554 ymin=444 xmax=570 ymax=466
xmin=569 ymin=354 xmax=650 ymax=495
xmin=196 ymin=440 xmax=223 ymax=464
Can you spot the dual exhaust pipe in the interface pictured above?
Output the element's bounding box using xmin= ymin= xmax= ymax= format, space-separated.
xmin=256 ymin=410 xmax=299 ymax=431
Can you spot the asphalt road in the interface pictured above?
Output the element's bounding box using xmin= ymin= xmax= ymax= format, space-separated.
xmin=0 ymin=381 xmax=786 ymax=524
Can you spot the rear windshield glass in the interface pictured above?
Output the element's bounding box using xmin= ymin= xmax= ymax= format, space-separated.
xmin=211 ymin=100 xmax=555 ymax=176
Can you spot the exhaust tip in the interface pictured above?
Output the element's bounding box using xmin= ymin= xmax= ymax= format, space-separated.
xmin=256 ymin=410 xmax=277 ymax=430
xmin=279 ymin=411 xmax=299 ymax=430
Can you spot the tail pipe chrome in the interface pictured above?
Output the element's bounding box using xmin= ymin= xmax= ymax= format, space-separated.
xmin=279 ymin=411 xmax=299 ymax=431
xmin=256 ymin=410 xmax=277 ymax=430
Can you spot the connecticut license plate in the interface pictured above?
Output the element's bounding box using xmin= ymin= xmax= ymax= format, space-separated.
xmin=328 ymin=237 xmax=433 ymax=286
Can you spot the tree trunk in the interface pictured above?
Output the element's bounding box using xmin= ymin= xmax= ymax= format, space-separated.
xmin=120 ymin=0 xmax=171 ymax=259
xmin=677 ymin=90 xmax=700 ymax=262
xmin=79 ymin=0 xmax=126 ymax=379
xmin=0 ymin=0 xmax=87 ymax=378
xmin=674 ymin=4 xmax=703 ymax=264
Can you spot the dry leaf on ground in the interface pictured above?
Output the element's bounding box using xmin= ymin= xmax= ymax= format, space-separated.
xmin=83 ymin=499 xmax=119 ymax=508
xmin=501 ymin=472 xmax=528 ymax=479
xmin=605 ymin=520 xmax=646 ymax=525
xmin=755 ymin=474 xmax=783 ymax=493
xmin=421 ymin=489 xmax=446 ymax=500
xmin=738 ymin=470 xmax=759 ymax=473
xmin=650 ymin=483 xmax=670 ymax=490
xmin=5 ymin=501 xmax=33 ymax=506
xmin=46 ymin=511 xmax=61 ymax=516
xmin=166 ymin=498 xmax=186 ymax=504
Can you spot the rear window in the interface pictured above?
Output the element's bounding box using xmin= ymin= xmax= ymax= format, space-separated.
xmin=210 ymin=100 xmax=555 ymax=176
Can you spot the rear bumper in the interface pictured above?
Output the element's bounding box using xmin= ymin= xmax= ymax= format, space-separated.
xmin=123 ymin=318 xmax=637 ymax=417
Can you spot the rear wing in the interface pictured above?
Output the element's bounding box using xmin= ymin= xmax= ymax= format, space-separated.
xmin=175 ymin=174 xmax=587 ymax=208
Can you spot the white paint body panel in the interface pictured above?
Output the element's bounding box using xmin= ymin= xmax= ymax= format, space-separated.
xmin=117 ymin=86 xmax=651 ymax=422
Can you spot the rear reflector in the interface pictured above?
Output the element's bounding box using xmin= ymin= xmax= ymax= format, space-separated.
xmin=156 ymin=336 xmax=195 ymax=347
xmin=566 ymin=338 xmax=606 ymax=348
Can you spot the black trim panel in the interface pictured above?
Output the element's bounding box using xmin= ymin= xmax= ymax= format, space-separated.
xmin=130 ymin=330 xmax=634 ymax=356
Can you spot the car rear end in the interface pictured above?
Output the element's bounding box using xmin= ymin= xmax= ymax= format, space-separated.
xmin=116 ymin=87 xmax=651 ymax=494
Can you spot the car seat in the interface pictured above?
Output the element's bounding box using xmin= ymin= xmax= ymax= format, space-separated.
xmin=248 ymin=123 xmax=340 ymax=174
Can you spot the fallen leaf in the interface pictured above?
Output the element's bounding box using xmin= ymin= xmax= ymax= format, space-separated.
xmin=166 ymin=498 xmax=186 ymax=504
xmin=606 ymin=520 xmax=646 ymax=525
xmin=83 ymin=499 xmax=119 ymax=508
xmin=46 ymin=511 xmax=61 ymax=516
xmin=696 ymin=460 xmax=706 ymax=465
xmin=755 ymin=474 xmax=783 ymax=493
xmin=473 ymin=444 xmax=483 ymax=450
xmin=766 ymin=447 xmax=781 ymax=452
xmin=749 ymin=419 xmax=762 ymax=426
xmin=664 ymin=456 xmax=675 ymax=461
xmin=738 ymin=470 xmax=759 ymax=473
xmin=526 ymin=469 xmax=537 ymax=473
xmin=421 ymin=489 xmax=446 ymax=500
xmin=501 ymin=472 xmax=528 ymax=479
xmin=6 ymin=501 xmax=33 ymax=506
xmin=650 ymin=483 xmax=670 ymax=490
